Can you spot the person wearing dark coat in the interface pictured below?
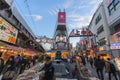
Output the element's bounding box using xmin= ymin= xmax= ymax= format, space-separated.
xmin=43 ymin=56 xmax=54 ymax=80
xmin=5 ymin=56 xmax=15 ymax=71
xmin=80 ymin=56 xmax=86 ymax=66
xmin=105 ymin=58 xmax=118 ymax=80
xmin=89 ymin=56 xmax=94 ymax=68
xmin=94 ymin=56 xmax=105 ymax=80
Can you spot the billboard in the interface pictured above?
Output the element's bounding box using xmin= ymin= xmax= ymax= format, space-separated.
xmin=0 ymin=17 xmax=18 ymax=44
xmin=110 ymin=42 xmax=120 ymax=49
xmin=56 ymin=35 xmax=67 ymax=42
xmin=58 ymin=12 xmax=66 ymax=23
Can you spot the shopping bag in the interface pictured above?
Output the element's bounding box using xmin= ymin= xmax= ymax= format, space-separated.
xmin=105 ymin=72 xmax=109 ymax=79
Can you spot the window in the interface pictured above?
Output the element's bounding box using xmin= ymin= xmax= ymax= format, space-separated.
xmin=95 ymin=14 xmax=102 ymax=25
xmin=97 ymin=25 xmax=104 ymax=34
xmin=108 ymin=0 xmax=120 ymax=15
xmin=99 ymin=38 xmax=106 ymax=46
xmin=115 ymin=0 xmax=120 ymax=9
xmin=114 ymin=0 xmax=120 ymax=5
xmin=108 ymin=3 xmax=115 ymax=15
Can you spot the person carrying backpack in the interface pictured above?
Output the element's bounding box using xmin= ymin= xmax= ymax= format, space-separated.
xmin=94 ymin=56 xmax=105 ymax=80
xmin=105 ymin=58 xmax=118 ymax=80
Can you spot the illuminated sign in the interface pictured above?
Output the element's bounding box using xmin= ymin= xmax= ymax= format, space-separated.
xmin=110 ymin=42 xmax=120 ymax=49
xmin=56 ymin=35 xmax=67 ymax=42
xmin=58 ymin=12 xmax=66 ymax=23
xmin=0 ymin=17 xmax=18 ymax=44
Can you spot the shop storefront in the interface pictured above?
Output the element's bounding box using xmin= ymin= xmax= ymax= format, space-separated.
xmin=0 ymin=16 xmax=18 ymax=44
xmin=110 ymin=42 xmax=120 ymax=57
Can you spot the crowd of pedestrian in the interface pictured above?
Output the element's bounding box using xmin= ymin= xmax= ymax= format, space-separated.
xmin=77 ymin=54 xmax=119 ymax=80
xmin=0 ymin=52 xmax=44 ymax=79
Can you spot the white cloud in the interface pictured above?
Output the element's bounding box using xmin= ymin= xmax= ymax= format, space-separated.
xmin=89 ymin=0 xmax=103 ymax=13
xmin=63 ymin=0 xmax=74 ymax=9
xmin=48 ymin=10 xmax=53 ymax=15
xmin=67 ymin=14 xmax=92 ymax=28
xmin=27 ymin=14 xmax=43 ymax=21
xmin=48 ymin=9 xmax=58 ymax=15
xmin=78 ymin=5 xmax=89 ymax=9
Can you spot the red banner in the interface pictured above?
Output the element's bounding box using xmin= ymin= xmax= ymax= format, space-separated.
xmin=70 ymin=29 xmax=75 ymax=36
xmin=58 ymin=12 xmax=66 ymax=23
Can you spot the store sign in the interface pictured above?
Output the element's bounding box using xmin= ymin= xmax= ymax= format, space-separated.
xmin=56 ymin=36 xmax=67 ymax=42
xmin=110 ymin=42 xmax=120 ymax=49
xmin=69 ymin=29 xmax=93 ymax=37
xmin=58 ymin=12 xmax=66 ymax=23
xmin=0 ymin=17 xmax=18 ymax=44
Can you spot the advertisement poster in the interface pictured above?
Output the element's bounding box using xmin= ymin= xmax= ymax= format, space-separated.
xmin=0 ymin=17 xmax=18 ymax=44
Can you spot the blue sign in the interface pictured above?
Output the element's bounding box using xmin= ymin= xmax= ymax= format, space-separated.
xmin=110 ymin=42 xmax=120 ymax=49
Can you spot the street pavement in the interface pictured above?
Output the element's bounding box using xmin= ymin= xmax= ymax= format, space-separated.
xmin=85 ymin=61 xmax=120 ymax=80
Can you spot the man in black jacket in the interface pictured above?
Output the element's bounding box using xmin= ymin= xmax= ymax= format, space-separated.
xmin=94 ymin=56 xmax=105 ymax=80
xmin=43 ymin=56 xmax=54 ymax=80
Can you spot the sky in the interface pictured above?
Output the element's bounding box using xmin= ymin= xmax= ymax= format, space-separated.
xmin=13 ymin=0 xmax=103 ymax=48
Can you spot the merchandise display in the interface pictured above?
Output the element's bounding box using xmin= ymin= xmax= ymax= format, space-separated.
xmin=114 ymin=57 xmax=120 ymax=71
xmin=16 ymin=62 xmax=45 ymax=80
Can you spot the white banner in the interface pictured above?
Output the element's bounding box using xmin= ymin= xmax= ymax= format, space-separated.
xmin=0 ymin=17 xmax=18 ymax=44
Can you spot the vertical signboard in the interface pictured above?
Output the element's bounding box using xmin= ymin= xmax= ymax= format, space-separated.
xmin=0 ymin=17 xmax=18 ymax=44
xmin=58 ymin=12 xmax=66 ymax=24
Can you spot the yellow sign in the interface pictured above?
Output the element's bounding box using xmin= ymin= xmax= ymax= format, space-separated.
xmin=0 ymin=17 xmax=18 ymax=44
xmin=99 ymin=47 xmax=104 ymax=51
xmin=0 ymin=19 xmax=3 ymax=24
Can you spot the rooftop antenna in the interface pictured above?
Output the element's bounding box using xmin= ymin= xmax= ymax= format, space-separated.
xmin=59 ymin=9 xmax=61 ymax=12
xmin=64 ymin=9 xmax=65 ymax=12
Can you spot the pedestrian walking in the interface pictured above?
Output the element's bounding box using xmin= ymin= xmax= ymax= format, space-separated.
xmin=43 ymin=56 xmax=54 ymax=80
xmin=94 ymin=56 xmax=105 ymax=80
xmin=80 ymin=55 xmax=86 ymax=66
xmin=72 ymin=68 xmax=76 ymax=78
xmin=105 ymin=58 xmax=118 ymax=80
xmin=89 ymin=56 xmax=94 ymax=68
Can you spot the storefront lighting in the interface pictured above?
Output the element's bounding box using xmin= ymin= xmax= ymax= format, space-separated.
xmin=1 ymin=49 xmax=3 ymax=52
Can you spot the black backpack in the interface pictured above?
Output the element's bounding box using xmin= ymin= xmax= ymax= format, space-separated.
xmin=0 ymin=58 xmax=4 ymax=67
xmin=110 ymin=63 xmax=116 ymax=72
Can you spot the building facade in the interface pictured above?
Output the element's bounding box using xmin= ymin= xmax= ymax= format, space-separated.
xmin=103 ymin=0 xmax=120 ymax=56
xmin=54 ymin=10 xmax=68 ymax=51
xmin=88 ymin=2 xmax=111 ymax=54
xmin=0 ymin=0 xmax=44 ymax=52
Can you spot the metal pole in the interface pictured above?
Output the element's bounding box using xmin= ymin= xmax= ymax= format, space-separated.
xmin=107 ymin=37 xmax=114 ymax=58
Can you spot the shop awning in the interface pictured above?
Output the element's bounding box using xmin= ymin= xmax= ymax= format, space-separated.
xmin=6 ymin=45 xmax=24 ymax=51
xmin=97 ymin=50 xmax=110 ymax=54
xmin=0 ymin=41 xmax=7 ymax=48
xmin=24 ymin=49 xmax=37 ymax=56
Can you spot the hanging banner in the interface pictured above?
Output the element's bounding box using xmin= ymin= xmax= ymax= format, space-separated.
xmin=0 ymin=17 xmax=18 ymax=44
xmin=69 ymin=29 xmax=93 ymax=37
